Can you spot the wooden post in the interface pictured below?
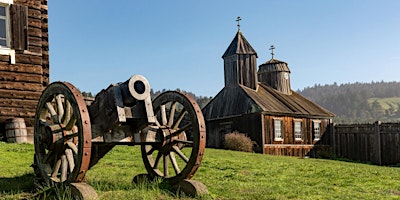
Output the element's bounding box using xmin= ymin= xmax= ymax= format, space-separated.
xmin=331 ymin=120 xmax=336 ymax=156
xmin=372 ymin=121 xmax=382 ymax=165
xmin=261 ymin=114 xmax=265 ymax=154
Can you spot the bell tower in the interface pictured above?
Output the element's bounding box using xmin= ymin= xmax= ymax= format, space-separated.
xmin=222 ymin=17 xmax=258 ymax=90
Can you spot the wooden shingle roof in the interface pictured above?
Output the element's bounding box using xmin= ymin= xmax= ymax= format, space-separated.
xmin=202 ymin=83 xmax=334 ymax=120
xmin=258 ymin=58 xmax=290 ymax=73
xmin=222 ymin=31 xmax=258 ymax=58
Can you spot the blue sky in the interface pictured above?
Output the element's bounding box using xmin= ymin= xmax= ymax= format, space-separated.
xmin=48 ymin=1 xmax=400 ymax=97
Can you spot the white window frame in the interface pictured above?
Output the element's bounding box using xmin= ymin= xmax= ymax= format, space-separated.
xmin=274 ymin=118 xmax=283 ymax=141
xmin=0 ymin=0 xmax=15 ymax=64
xmin=313 ymin=120 xmax=321 ymax=141
xmin=294 ymin=119 xmax=302 ymax=141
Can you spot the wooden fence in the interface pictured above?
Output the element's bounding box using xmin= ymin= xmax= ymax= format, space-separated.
xmin=333 ymin=121 xmax=400 ymax=165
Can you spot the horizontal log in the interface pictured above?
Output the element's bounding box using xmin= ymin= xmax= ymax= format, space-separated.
xmin=41 ymin=32 xmax=48 ymax=38
xmin=28 ymin=18 xmax=41 ymax=29
xmin=0 ymin=81 xmax=44 ymax=92
xmin=0 ymin=88 xmax=42 ymax=99
xmin=15 ymin=0 xmax=41 ymax=9
xmin=0 ymin=55 xmax=10 ymax=62
xmin=0 ymin=107 xmax=35 ymax=118
xmin=28 ymin=36 xmax=42 ymax=47
xmin=27 ymin=46 xmax=42 ymax=54
xmin=16 ymin=54 xmax=42 ymax=65
xmin=0 ymin=63 xmax=42 ymax=74
xmin=28 ymin=7 xmax=41 ymax=19
xmin=28 ymin=27 xmax=41 ymax=38
xmin=0 ymin=71 xmax=43 ymax=83
xmin=0 ymin=98 xmax=38 ymax=109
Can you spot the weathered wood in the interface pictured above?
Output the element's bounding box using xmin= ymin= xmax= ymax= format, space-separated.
xmin=33 ymin=38 xmax=45 ymax=47
xmin=0 ymin=63 xmax=43 ymax=74
xmin=0 ymin=82 xmax=43 ymax=91
xmin=11 ymin=4 xmax=28 ymax=50
xmin=15 ymin=0 xmax=41 ymax=9
xmin=0 ymin=71 xmax=43 ymax=83
xmin=0 ymin=99 xmax=37 ymax=109
xmin=0 ymin=107 xmax=35 ymax=118
xmin=0 ymin=55 xmax=11 ymax=62
xmin=0 ymin=89 xmax=42 ymax=101
xmin=16 ymin=54 xmax=42 ymax=65
xmin=28 ymin=7 xmax=42 ymax=19
xmin=28 ymin=46 xmax=42 ymax=54
xmin=333 ymin=122 xmax=400 ymax=165
xmin=28 ymin=18 xmax=41 ymax=29
xmin=28 ymin=27 xmax=42 ymax=38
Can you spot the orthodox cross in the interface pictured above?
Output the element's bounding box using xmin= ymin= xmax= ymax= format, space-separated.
xmin=236 ymin=16 xmax=242 ymax=31
xmin=269 ymin=45 xmax=275 ymax=59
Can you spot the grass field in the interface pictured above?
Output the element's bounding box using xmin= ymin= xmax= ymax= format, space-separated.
xmin=1 ymin=142 xmax=400 ymax=199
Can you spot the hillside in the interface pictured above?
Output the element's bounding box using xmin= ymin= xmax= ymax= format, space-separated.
xmin=298 ymin=81 xmax=400 ymax=123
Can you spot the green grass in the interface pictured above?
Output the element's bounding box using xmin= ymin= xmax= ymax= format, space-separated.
xmin=368 ymin=97 xmax=400 ymax=111
xmin=1 ymin=142 xmax=400 ymax=199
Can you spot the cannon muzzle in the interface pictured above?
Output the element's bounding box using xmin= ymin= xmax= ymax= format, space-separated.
xmin=121 ymin=75 xmax=151 ymax=106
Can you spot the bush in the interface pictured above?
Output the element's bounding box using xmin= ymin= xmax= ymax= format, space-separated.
xmin=224 ymin=131 xmax=254 ymax=152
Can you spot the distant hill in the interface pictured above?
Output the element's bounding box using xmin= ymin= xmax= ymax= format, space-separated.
xmin=297 ymin=81 xmax=400 ymax=123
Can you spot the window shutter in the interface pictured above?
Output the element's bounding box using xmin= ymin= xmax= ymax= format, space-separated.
xmin=11 ymin=4 xmax=28 ymax=50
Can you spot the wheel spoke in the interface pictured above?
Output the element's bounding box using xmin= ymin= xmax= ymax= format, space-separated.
xmin=163 ymin=154 xmax=169 ymax=177
xmin=66 ymin=141 xmax=78 ymax=154
xmin=65 ymin=115 xmax=77 ymax=131
xmin=169 ymin=123 xmax=192 ymax=138
xmin=56 ymin=95 xmax=64 ymax=122
xmin=51 ymin=158 xmax=62 ymax=178
xmin=153 ymin=151 xmax=162 ymax=169
xmin=60 ymin=155 xmax=68 ymax=182
xmin=172 ymin=146 xmax=189 ymax=163
xmin=62 ymin=100 xmax=72 ymax=126
xmin=65 ymin=149 xmax=75 ymax=173
xmin=168 ymin=102 xmax=177 ymax=127
xmin=174 ymin=139 xmax=193 ymax=145
xmin=161 ymin=105 xmax=167 ymax=125
xmin=146 ymin=146 xmax=156 ymax=156
xmin=46 ymin=102 xmax=59 ymax=124
xmin=169 ymin=152 xmax=180 ymax=174
xmin=172 ymin=109 xmax=187 ymax=129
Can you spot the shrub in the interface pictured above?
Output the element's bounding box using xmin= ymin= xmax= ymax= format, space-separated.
xmin=224 ymin=131 xmax=253 ymax=152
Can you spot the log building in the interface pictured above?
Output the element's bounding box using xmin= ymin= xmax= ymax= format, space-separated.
xmin=202 ymin=30 xmax=334 ymax=156
xmin=0 ymin=0 xmax=49 ymax=138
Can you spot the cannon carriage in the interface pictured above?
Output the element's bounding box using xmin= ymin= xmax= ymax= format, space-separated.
xmin=32 ymin=75 xmax=206 ymax=189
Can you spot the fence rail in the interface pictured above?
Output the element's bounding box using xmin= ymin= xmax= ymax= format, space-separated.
xmin=333 ymin=121 xmax=400 ymax=165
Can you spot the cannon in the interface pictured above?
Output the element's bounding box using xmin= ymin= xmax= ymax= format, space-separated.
xmin=32 ymin=75 xmax=206 ymax=192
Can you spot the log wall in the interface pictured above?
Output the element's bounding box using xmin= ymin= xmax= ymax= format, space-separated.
xmin=0 ymin=0 xmax=49 ymax=138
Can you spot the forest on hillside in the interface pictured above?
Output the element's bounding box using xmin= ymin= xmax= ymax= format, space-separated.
xmin=298 ymin=81 xmax=400 ymax=123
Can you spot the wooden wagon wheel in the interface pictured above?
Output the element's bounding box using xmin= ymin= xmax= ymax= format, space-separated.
xmin=34 ymin=82 xmax=91 ymax=183
xmin=141 ymin=91 xmax=206 ymax=184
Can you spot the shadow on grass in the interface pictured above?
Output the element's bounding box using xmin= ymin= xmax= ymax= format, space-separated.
xmin=0 ymin=173 xmax=35 ymax=193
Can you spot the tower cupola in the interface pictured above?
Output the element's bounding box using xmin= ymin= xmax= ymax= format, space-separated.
xmin=257 ymin=46 xmax=291 ymax=95
xmin=222 ymin=18 xmax=258 ymax=90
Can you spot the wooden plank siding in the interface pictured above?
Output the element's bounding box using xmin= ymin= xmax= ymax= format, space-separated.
xmin=0 ymin=0 xmax=49 ymax=136
xmin=205 ymin=113 xmax=263 ymax=153
xmin=262 ymin=114 xmax=331 ymax=157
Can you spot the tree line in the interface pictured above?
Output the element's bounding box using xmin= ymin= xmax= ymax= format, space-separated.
xmin=297 ymin=81 xmax=400 ymax=123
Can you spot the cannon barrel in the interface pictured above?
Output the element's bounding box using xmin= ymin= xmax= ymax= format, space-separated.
xmin=120 ymin=75 xmax=151 ymax=106
xmin=87 ymin=75 xmax=155 ymax=138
